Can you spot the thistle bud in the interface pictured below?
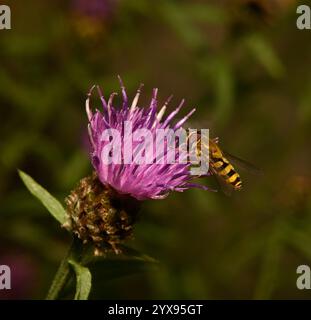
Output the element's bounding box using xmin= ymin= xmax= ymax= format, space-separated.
xmin=64 ymin=172 xmax=140 ymax=255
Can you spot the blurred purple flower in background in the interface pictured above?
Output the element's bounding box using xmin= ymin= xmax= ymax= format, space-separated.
xmin=87 ymin=78 xmax=210 ymax=200
xmin=0 ymin=249 xmax=38 ymax=299
xmin=72 ymin=0 xmax=116 ymax=20
xmin=71 ymin=0 xmax=118 ymax=37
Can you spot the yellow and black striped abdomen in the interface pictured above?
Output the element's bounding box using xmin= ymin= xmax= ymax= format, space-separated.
xmin=211 ymin=151 xmax=242 ymax=190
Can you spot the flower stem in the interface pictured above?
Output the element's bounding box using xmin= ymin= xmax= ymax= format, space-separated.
xmin=46 ymin=238 xmax=81 ymax=300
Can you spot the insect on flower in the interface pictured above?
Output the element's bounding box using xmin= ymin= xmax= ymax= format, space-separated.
xmin=85 ymin=77 xmax=212 ymax=201
xmin=188 ymin=131 xmax=261 ymax=195
xmin=64 ymin=77 xmax=261 ymax=254
xmin=65 ymin=77 xmax=214 ymax=254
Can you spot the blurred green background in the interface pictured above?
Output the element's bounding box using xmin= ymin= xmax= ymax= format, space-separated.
xmin=1 ymin=0 xmax=311 ymax=299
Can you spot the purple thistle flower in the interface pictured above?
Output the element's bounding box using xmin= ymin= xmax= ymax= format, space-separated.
xmin=86 ymin=77 xmax=210 ymax=201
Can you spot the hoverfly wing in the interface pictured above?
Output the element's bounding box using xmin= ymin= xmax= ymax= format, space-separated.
xmin=222 ymin=151 xmax=262 ymax=176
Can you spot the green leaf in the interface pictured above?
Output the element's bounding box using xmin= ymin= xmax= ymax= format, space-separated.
xmin=84 ymin=245 xmax=158 ymax=292
xmin=18 ymin=170 xmax=67 ymax=225
xmin=68 ymin=259 xmax=92 ymax=300
xmin=118 ymin=245 xmax=159 ymax=264
xmin=285 ymin=227 xmax=311 ymax=262
xmin=253 ymin=226 xmax=283 ymax=299
xmin=161 ymin=2 xmax=205 ymax=49
xmin=213 ymin=59 xmax=234 ymax=127
xmin=184 ymin=4 xmax=227 ymax=24
xmin=244 ymin=34 xmax=285 ymax=79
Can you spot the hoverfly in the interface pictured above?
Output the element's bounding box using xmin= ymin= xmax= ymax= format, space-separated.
xmin=209 ymin=138 xmax=243 ymax=193
xmin=188 ymin=131 xmax=261 ymax=195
